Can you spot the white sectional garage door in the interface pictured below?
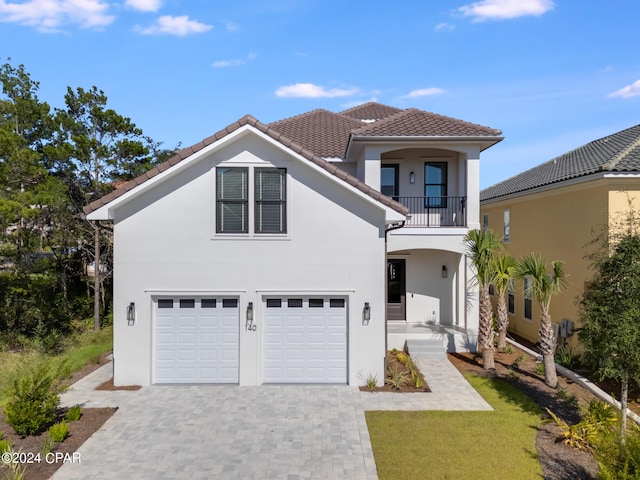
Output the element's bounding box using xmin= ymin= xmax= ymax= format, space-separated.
xmin=263 ymin=297 xmax=347 ymax=384
xmin=154 ymin=297 xmax=239 ymax=384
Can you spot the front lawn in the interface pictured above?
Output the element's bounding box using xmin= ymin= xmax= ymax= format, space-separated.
xmin=366 ymin=374 xmax=543 ymax=480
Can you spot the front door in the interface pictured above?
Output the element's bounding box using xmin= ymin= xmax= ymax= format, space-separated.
xmin=387 ymin=259 xmax=406 ymax=321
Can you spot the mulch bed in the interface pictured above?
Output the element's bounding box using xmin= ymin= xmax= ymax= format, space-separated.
xmin=0 ymin=407 xmax=116 ymax=480
xmin=448 ymin=347 xmax=600 ymax=480
xmin=359 ymin=350 xmax=431 ymax=393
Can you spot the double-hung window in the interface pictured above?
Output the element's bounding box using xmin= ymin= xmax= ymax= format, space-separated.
xmin=523 ymin=276 xmax=533 ymax=320
xmin=216 ymin=167 xmax=248 ymax=233
xmin=424 ymin=162 xmax=447 ymax=208
xmin=503 ymin=209 xmax=510 ymax=243
xmin=216 ymin=167 xmax=287 ymax=235
xmin=255 ymin=168 xmax=286 ymax=234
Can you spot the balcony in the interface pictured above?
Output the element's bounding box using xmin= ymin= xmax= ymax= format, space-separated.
xmin=396 ymin=196 xmax=466 ymax=227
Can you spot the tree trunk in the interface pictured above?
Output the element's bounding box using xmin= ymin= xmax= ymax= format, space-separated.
xmin=621 ymin=374 xmax=628 ymax=442
xmin=93 ymin=221 xmax=101 ymax=331
xmin=479 ymin=285 xmax=495 ymax=370
xmin=496 ymin=294 xmax=508 ymax=349
xmin=539 ymin=311 xmax=557 ymax=387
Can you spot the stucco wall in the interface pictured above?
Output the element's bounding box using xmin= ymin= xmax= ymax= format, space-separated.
xmin=481 ymin=180 xmax=611 ymax=347
xmin=110 ymin=132 xmax=388 ymax=386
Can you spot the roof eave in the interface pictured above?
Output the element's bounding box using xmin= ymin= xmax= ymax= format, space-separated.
xmin=346 ymin=135 xmax=503 ymax=156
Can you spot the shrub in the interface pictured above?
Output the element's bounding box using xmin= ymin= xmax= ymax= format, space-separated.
xmin=4 ymin=364 xmax=61 ymax=436
xmin=535 ymin=362 xmax=545 ymax=376
xmin=48 ymin=422 xmax=69 ymax=443
xmin=593 ymin=424 xmax=640 ymax=480
xmin=65 ymin=405 xmax=82 ymax=422
xmin=0 ymin=433 xmax=12 ymax=454
xmin=386 ymin=364 xmax=410 ymax=391
xmin=555 ymin=345 xmax=584 ymax=369
xmin=41 ymin=435 xmax=55 ymax=456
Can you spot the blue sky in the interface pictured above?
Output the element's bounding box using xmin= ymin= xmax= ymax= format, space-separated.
xmin=1 ymin=0 xmax=638 ymax=188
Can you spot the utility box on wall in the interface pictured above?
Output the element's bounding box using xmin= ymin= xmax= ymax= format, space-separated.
xmin=560 ymin=319 xmax=575 ymax=338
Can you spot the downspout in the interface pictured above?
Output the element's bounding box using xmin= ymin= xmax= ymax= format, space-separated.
xmin=383 ymin=220 xmax=407 ymax=364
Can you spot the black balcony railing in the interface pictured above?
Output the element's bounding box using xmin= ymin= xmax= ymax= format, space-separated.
xmin=394 ymin=196 xmax=467 ymax=227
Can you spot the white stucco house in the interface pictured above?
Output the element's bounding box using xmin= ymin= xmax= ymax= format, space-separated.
xmin=84 ymin=103 xmax=502 ymax=387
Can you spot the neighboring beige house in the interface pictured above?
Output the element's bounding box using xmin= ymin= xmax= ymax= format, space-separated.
xmin=481 ymin=125 xmax=640 ymax=349
xmin=85 ymin=102 xmax=502 ymax=387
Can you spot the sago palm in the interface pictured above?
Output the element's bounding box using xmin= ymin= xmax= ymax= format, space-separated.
xmin=516 ymin=253 xmax=568 ymax=388
xmin=492 ymin=253 xmax=516 ymax=349
xmin=464 ymin=229 xmax=502 ymax=370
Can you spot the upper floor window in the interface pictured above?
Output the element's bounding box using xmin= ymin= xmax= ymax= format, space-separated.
xmin=482 ymin=213 xmax=489 ymax=232
xmin=424 ymin=162 xmax=447 ymax=208
xmin=255 ymin=168 xmax=286 ymax=234
xmin=381 ymin=165 xmax=399 ymax=199
xmin=216 ymin=167 xmax=248 ymax=233
xmin=216 ymin=167 xmax=286 ymax=235
xmin=503 ymin=209 xmax=510 ymax=242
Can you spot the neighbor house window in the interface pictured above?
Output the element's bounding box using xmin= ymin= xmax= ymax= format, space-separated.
xmin=424 ymin=162 xmax=447 ymax=208
xmin=255 ymin=168 xmax=286 ymax=234
xmin=524 ymin=276 xmax=533 ymax=320
xmin=216 ymin=167 xmax=248 ymax=233
xmin=482 ymin=213 xmax=489 ymax=232
xmin=507 ymin=279 xmax=515 ymax=315
xmin=503 ymin=209 xmax=510 ymax=242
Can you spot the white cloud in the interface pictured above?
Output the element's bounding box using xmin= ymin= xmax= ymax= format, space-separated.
xmin=136 ymin=15 xmax=212 ymax=36
xmin=212 ymin=52 xmax=257 ymax=68
xmin=435 ymin=22 xmax=455 ymax=31
xmin=125 ymin=0 xmax=161 ymax=12
xmin=608 ymin=80 xmax=640 ymax=99
xmin=0 ymin=0 xmax=114 ymax=31
xmin=223 ymin=20 xmax=238 ymax=31
xmin=275 ymin=83 xmax=360 ymax=98
xmin=403 ymin=87 xmax=446 ymax=98
xmin=458 ymin=0 xmax=554 ymax=21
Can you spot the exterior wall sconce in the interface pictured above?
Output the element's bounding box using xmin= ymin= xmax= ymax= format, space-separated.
xmin=362 ymin=302 xmax=371 ymax=325
xmin=246 ymin=302 xmax=256 ymax=331
xmin=409 ymin=171 xmax=415 ymax=184
xmin=127 ymin=302 xmax=135 ymax=326
xmin=442 ymin=265 xmax=448 ymax=278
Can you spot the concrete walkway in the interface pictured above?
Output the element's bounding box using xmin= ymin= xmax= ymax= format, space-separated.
xmin=54 ymin=356 xmax=490 ymax=480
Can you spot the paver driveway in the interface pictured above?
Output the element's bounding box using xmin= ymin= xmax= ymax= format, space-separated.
xmin=54 ymin=358 xmax=490 ymax=479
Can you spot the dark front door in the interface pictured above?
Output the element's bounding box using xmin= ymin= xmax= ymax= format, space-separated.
xmin=387 ymin=259 xmax=406 ymax=321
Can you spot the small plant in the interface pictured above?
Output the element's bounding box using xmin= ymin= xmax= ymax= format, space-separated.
xmin=545 ymin=408 xmax=596 ymax=451
xmin=535 ymin=362 xmax=545 ymax=376
xmin=41 ymin=435 xmax=55 ymax=456
xmin=65 ymin=405 xmax=82 ymax=422
xmin=504 ymin=345 xmax=514 ymax=354
xmin=556 ymin=386 xmax=579 ymax=409
xmin=48 ymin=421 xmax=69 ymax=443
xmin=555 ymin=345 xmax=583 ymax=369
xmin=403 ymin=356 xmax=425 ymax=388
xmin=386 ymin=364 xmax=410 ymax=391
xmin=0 ymin=433 xmax=12 ymax=454
xmin=1 ymin=448 xmax=26 ymax=480
xmin=4 ymin=364 xmax=62 ymax=436
xmin=510 ymin=354 xmax=527 ymax=370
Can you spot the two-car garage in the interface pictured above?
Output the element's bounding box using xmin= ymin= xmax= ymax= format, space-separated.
xmin=153 ymin=296 xmax=347 ymax=385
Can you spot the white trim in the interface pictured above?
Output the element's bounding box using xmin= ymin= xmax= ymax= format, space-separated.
xmin=256 ymin=289 xmax=355 ymax=295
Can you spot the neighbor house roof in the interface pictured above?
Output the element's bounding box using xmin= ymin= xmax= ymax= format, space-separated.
xmin=84 ymin=102 xmax=502 ymax=215
xmin=481 ymin=125 xmax=640 ymax=201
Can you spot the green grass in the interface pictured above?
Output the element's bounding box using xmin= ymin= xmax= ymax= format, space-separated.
xmin=366 ymin=374 xmax=543 ymax=480
xmin=0 ymin=326 xmax=112 ymax=407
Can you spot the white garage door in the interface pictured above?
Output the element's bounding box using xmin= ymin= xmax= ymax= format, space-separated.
xmin=154 ymin=297 xmax=239 ymax=384
xmin=263 ymin=297 xmax=347 ymax=384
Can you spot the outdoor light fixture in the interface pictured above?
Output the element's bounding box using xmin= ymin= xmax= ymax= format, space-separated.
xmin=362 ymin=302 xmax=371 ymax=326
xmin=127 ymin=302 xmax=135 ymax=326
xmin=245 ymin=302 xmax=256 ymax=331
xmin=409 ymin=171 xmax=415 ymax=184
xmin=442 ymin=265 xmax=448 ymax=278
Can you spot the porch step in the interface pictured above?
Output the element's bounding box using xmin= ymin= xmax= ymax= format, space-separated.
xmin=406 ymin=338 xmax=447 ymax=359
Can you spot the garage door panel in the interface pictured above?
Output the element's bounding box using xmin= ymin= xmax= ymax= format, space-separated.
xmin=154 ymin=297 xmax=239 ymax=384
xmin=263 ymin=296 xmax=347 ymax=384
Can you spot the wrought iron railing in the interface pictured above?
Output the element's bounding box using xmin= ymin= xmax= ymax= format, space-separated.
xmin=394 ymin=196 xmax=467 ymax=227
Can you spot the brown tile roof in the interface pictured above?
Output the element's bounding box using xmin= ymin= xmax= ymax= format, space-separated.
xmin=351 ymin=108 xmax=502 ymax=138
xmin=83 ymin=114 xmax=409 ymax=216
xmin=268 ymin=109 xmax=362 ymax=158
xmin=481 ymin=125 xmax=640 ymax=201
xmin=339 ymin=102 xmax=403 ymax=121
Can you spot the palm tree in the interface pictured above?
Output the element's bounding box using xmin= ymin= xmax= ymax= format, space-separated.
xmin=464 ymin=229 xmax=502 ymax=370
xmin=516 ymin=253 xmax=568 ymax=388
xmin=492 ymin=253 xmax=516 ymax=349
